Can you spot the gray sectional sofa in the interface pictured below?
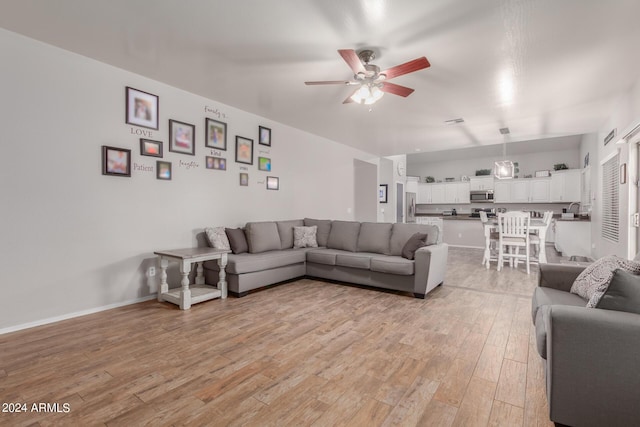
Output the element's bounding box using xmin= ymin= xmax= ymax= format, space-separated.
xmin=203 ymin=218 xmax=448 ymax=299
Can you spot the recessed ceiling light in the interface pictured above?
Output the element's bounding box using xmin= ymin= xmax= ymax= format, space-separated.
xmin=444 ymin=118 xmax=464 ymax=125
xmin=415 ymin=148 xmax=422 ymax=152
xmin=499 ymin=127 xmax=510 ymax=135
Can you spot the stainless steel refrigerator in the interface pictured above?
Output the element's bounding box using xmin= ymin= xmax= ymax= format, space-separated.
xmin=406 ymin=192 xmax=416 ymax=223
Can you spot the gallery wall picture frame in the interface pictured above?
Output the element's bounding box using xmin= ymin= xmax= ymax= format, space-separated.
xmin=379 ymin=184 xmax=388 ymax=203
xmin=259 ymin=126 xmax=271 ymax=146
xmin=102 ymin=145 xmax=131 ymax=177
xmin=266 ymin=176 xmax=279 ymax=190
xmin=169 ymin=119 xmax=195 ymax=155
xmin=240 ymin=173 xmax=249 ymax=186
xmin=205 ymin=118 xmax=227 ymax=151
xmin=235 ymin=136 xmax=254 ymax=165
xmin=156 ymin=161 xmax=172 ymax=180
xmin=126 ymin=87 xmax=159 ymax=130
xmin=206 ymin=156 xmax=227 ymax=171
xmin=140 ymin=139 xmax=163 ymax=157
xmin=258 ymin=156 xmax=271 ymax=172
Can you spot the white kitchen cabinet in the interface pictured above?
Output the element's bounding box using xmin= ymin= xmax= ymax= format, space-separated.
xmin=469 ymin=177 xmax=494 ymax=191
xmin=406 ymin=176 xmax=419 ymax=194
xmin=430 ymin=183 xmax=445 ymax=203
xmin=417 ymin=183 xmax=431 ymax=203
xmin=550 ymin=169 xmax=581 ymax=203
xmin=494 ymin=181 xmax=511 ymax=202
xmin=510 ymin=180 xmax=529 ymax=203
xmin=554 ymin=220 xmax=591 ymax=257
xmin=444 ymin=182 xmax=470 ymax=204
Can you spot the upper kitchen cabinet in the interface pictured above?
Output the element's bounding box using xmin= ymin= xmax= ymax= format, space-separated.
xmin=444 ymin=182 xmax=470 ymax=204
xmin=495 ymin=178 xmax=550 ymax=203
xmin=417 ymin=182 xmax=446 ymax=204
xmin=550 ymin=169 xmax=581 ymax=203
xmin=469 ymin=176 xmax=494 ymax=191
xmin=406 ymin=176 xmax=419 ymax=194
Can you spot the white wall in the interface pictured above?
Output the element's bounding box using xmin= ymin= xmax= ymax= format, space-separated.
xmin=407 ymin=149 xmax=580 ymax=181
xmin=0 ymin=29 xmax=376 ymax=332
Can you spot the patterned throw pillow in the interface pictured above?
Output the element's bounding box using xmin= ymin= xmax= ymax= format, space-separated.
xmin=293 ymin=226 xmax=318 ymax=248
xmin=570 ymin=255 xmax=640 ymax=307
xmin=204 ymin=227 xmax=231 ymax=250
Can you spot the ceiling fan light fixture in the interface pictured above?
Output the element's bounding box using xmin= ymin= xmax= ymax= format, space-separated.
xmin=351 ymin=83 xmax=384 ymax=105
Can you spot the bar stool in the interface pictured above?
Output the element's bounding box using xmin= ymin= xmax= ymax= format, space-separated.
xmin=480 ymin=211 xmax=499 ymax=268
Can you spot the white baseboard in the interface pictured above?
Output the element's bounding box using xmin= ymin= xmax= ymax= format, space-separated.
xmin=0 ymin=295 xmax=157 ymax=336
xmin=448 ymin=244 xmax=484 ymax=249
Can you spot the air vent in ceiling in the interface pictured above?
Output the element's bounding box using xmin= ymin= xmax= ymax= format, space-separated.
xmin=444 ymin=118 xmax=464 ymax=125
xmin=499 ymin=127 xmax=510 ymax=135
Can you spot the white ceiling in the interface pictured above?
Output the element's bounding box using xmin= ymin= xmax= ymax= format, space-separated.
xmin=1 ymin=0 xmax=639 ymax=156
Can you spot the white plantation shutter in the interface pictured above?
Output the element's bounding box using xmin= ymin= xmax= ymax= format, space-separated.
xmin=602 ymin=153 xmax=619 ymax=242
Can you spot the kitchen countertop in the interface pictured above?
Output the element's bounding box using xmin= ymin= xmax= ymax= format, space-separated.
xmin=415 ymin=213 xmax=591 ymax=222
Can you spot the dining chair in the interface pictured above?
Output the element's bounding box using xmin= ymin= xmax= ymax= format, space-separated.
xmin=497 ymin=211 xmax=531 ymax=274
xmin=530 ymin=211 xmax=553 ymax=262
xmin=480 ymin=211 xmax=499 ymax=268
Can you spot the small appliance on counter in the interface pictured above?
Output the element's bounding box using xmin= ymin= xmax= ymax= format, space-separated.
xmin=470 ymin=207 xmax=496 ymax=218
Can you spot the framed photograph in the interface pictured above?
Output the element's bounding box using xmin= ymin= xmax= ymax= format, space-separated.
xmin=169 ymin=119 xmax=195 ymax=155
xmin=235 ymin=136 xmax=254 ymax=165
xmin=205 ymin=118 xmax=227 ymax=151
xmin=140 ymin=139 xmax=163 ymax=157
xmin=126 ymin=87 xmax=158 ymax=130
xmin=102 ymin=146 xmax=131 ymax=177
xmin=259 ymin=126 xmax=271 ymax=146
xmin=206 ymin=156 xmax=227 ymax=171
xmin=239 ymin=173 xmax=249 ymax=186
xmin=266 ymin=176 xmax=279 ymax=190
xmin=156 ymin=161 xmax=172 ymax=180
xmin=379 ymin=184 xmax=388 ymax=203
xmin=258 ymin=156 xmax=271 ymax=172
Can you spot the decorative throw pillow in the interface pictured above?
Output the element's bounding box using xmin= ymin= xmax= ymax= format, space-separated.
xmin=225 ymin=228 xmax=248 ymax=254
xmin=204 ymin=227 xmax=231 ymax=250
xmin=570 ymin=255 xmax=640 ymax=307
xmin=293 ymin=226 xmax=318 ymax=248
xmin=595 ymin=269 xmax=640 ymax=314
xmin=401 ymin=232 xmax=428 ymax=260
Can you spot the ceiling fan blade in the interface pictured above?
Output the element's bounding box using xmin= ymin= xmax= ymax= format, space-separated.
xmin=381 ymin=82 xmax=415 ymax=97
xmin=305 ymin=80 xmax=352 ymax=86
xmin=338 ymin=49 xmax=366 ymax=75
xmin=380 ymin=57 xmax=430 ymax=80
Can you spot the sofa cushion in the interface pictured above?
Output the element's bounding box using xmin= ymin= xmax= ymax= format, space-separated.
xmin=401 ymin=233 xmax=428 ymax=260
xmin=534 ymin=305 xmax=551 ymax=359
xmin=245 ymin=222 xmax=281 ymax=254
xmin=293 ymin=226 xmax=318 ymax=248
xmin=389 ymin=223 xmax=439 ymax=256
xmin=304 ymin=218 xmax=332 ymax=247
xmin=327 ymin=221 xmax=361 ymax=252
xmin=596 ymin=269 xmax=640 ymax=314
xmin=531 ymin=286 xmax=586 ymax=323
xmin=204 ymin=248 xmax=308 ymax=275
xmin=225 ymin=228 xmax=248 ymax=254
xmin=306 ymin=248 xmax=348 ymax=266
xmin=276 ymin=219 xmax=304 ymax=249
xmin=357 ymin=222 xmax=392 ymax=254
xmin=370 ymin=256 xmax=414 ymax=275
xmin=205 ymin=226 xmax=231 ymax=250
xmin=336 ymin=253 xmax=375 ymax=269
xmin=570 ymin=255 xmax=640 ymax=307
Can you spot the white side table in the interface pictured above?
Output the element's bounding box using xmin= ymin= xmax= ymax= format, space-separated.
xmin=154 ymin=247 xmax=230 ymax=310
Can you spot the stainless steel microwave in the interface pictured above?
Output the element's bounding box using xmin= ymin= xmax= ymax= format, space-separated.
xmin=470 ymin=190 xmax=494 ymax=203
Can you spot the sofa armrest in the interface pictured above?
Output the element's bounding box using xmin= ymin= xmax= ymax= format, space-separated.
xmin=545 ymin=305 xmax=640 ymax=426
xmin=538 ymin=263 xmax=587 ymax=292
xmin=414 ymin=243 xmax=448 ymax=296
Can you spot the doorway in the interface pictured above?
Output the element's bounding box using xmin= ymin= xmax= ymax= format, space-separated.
xmin=396 ymin=182 xmax=404 ymax=223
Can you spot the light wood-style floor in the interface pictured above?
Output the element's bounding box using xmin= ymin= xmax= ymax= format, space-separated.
xmin=0 ymin=247 xmax=554 ymax=426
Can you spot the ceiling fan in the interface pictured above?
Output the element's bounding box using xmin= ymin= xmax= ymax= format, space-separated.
xmin=305 ymin=49 xmax=430 ymax=105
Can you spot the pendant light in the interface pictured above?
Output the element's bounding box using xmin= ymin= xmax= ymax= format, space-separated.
xmin=494 ymin=130 xmax=514 ymax=179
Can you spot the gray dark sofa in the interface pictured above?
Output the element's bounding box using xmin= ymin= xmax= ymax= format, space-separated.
xmin=203 ymin=218 xmax=448 ymax=299
xmin=531 ymin=263 xmax=640 ymax=427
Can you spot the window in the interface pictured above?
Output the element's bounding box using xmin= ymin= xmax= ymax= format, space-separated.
xmin=602 ymin=153 xmax=619 ymax=242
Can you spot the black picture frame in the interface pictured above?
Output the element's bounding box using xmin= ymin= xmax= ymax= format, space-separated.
xmin=156 ymin=161 xmax=172 ymax=180
xmin=169 ymin=119 xmax=195 ymax=156
xmin=379 ymin=184 xmax=388 ymax=203
xmin=126 ymin=87 xmax=159 ymax=130
xmin=140 ymin=139 xmax=163 ymax=157
xmin=205 ymin=118 xmax=227 ymax=151
xmin=235 ymin=136 xmax=254 ymax=165
xmin=266 ymin=176 xmax=279 ymax=190
xmin=259 ymin=126 xmax=271 ymax=146
xmin=206 ymin=156 xmax=227 ymax=170
xmin=102 ymin=145 xmax=131 ymax=177
xmin=258 ymin=156 xmax=271 ymax=171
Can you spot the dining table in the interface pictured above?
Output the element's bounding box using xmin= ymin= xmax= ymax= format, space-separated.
xmin=483 ymin=218 xmax=549 ymax=265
